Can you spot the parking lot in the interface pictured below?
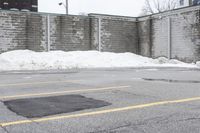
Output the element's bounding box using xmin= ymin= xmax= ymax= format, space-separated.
xmin=0 ymin=68 xmax=200 ymax=133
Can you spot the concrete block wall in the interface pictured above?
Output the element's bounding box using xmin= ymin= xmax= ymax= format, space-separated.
xmin=151 ymin=16 xmax=169 ymax=58
xmin=0 ymin=11 xmax=27 ymax=53
xmin=27 ymin=13 xmax=48 ymax=51
xmin=0 ymin=11 xmax=49 ymax=52
xmin=138 ymin=17 xmax=152 ymax=57
xmin=89 ymin=17 xmax=99 ymax=50
xmin=138 ymin=5 xmax=200 ymax=62
xmin=89 ymin=14 xmax=138 ymax=53
xmin=50 ymin=15 xmax=91 ymax=51
xmin=27 ymin=14 xmax=92 ymax=52
xmin=1 ymin=5 xmax=200 ymax=62
xmin=100 ymin=17 xmax=138 ymax=53
xmin=0 ymin=11 xmax=138 ymax=54
xmin=170 ymin=9 xmax=200 ymax=62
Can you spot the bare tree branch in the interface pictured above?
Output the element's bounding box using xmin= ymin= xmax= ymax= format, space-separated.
xmin=141 ymin=0 xmax=177 ymax=15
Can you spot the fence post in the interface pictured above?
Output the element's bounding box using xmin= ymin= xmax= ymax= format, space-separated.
xmin=47 ymin=14 xmax=50 ymax=52
xmin=98 ymin=17 xmax=102 ymax=52
xmin=168 ymin=17 xmax=171 ymax=59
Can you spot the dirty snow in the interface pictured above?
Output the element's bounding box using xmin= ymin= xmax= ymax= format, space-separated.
xmin=0 ymin=50 xmax=198 ymax=71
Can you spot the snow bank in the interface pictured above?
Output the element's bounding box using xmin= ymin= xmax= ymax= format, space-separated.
xmin=0 ymin=50 xmax=198 ymax=71
xmin=196 ymin=61 xmax=200 ymax=67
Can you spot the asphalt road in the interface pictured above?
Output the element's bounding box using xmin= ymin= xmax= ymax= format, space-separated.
xmin=0 ymin=67 xmax=200 ymax=133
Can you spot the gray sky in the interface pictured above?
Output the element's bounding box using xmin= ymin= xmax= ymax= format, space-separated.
xmin=38 ymin=0 xmax=145 ymax=17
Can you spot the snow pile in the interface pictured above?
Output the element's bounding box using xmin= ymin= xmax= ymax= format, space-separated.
xmin=196 ymin=61 xmax=200 ymax=67
xmin=0 ymin=50 xmax=198 ymax=71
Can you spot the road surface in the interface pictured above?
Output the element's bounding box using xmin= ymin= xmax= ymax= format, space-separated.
xmin=0 ymin=67 xmax=200 ymax=133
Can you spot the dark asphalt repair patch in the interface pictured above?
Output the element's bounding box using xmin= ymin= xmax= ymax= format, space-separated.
xmin=143 ymin=78 xmax=200 ymax=83
xmin=3 ymin=95 xmax=111 ymax=118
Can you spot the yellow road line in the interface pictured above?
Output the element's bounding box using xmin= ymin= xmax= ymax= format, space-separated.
xmin=0 ymin=80 xmax=81 ymax=87
xmin=0 ymin=85 xmax=130 ymax=100
xmin=1 ymin=96 xmax=200 ymax=127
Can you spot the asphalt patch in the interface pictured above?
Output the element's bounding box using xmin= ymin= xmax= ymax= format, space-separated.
xmin=3 ymin=95 xmax=111 ymax=118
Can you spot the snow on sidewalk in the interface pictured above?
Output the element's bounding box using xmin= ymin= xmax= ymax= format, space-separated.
xmin=0 ymin=50 xmax=198 ymax=71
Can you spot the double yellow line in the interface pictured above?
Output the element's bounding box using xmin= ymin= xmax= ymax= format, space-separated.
xmin=1 ymin=96 xmax=200 ymax=127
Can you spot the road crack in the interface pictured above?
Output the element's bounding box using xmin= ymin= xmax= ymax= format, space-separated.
xmin=87 ymin=121 xmax=150 ymax=133
xmin=177 ymin=117 xmax=200 ymax=122
xmin=87 ymin=114 xmax=178 ymax=133
xmin=0 ymin=125 xmax=9 ymax=133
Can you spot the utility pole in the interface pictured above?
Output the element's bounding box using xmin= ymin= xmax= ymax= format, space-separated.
xmin=189 ymin=0 xmax=194 ymax=6
xmin=59 ymin=0 xmax=68 ymax=15
xmin=65 ymin=0 xmax=68 ymax=14
xmin=168 ymin=17 xmax=171 ymax=59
